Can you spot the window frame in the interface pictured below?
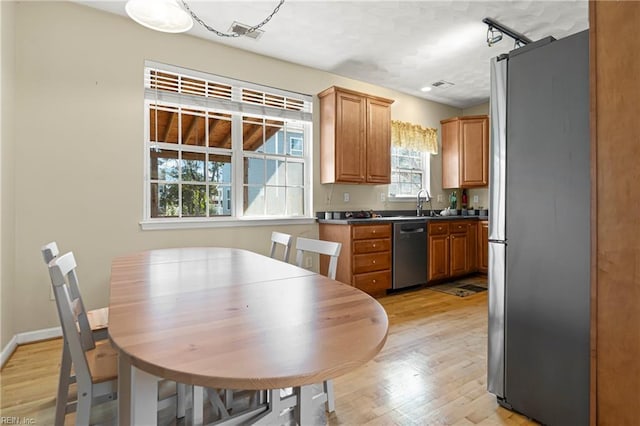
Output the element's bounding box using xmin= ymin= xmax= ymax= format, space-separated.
xmin=140 ymin=62 xmax=314 ymax=230
xmin=388 ymin=147 xmax=431 ymax=201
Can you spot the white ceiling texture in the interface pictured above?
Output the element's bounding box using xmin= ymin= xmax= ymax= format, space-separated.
xmin=78 ymin=1 xmax=589 ymax=109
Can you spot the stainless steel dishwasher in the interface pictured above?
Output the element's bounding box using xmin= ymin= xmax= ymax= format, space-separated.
xmin=392 ymin=221 xmax=427 ymax=289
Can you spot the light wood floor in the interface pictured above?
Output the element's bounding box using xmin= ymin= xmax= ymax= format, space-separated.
xmin=0 ymin=284 xmax=536 ymax=425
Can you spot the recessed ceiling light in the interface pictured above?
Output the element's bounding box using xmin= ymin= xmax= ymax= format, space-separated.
xmin=420 ymin=87 xmax=432 ymax=92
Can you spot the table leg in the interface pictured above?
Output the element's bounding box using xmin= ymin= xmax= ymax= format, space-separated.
xmin=192 ymin=386 xmax=204 ymax=425
xmin=131 ymin=366 xmax=158 ymax=425
xmin=295 ymin=385 xmax=314 ymax=426
xmin=117 ymin=351 xmax=132 ymax=425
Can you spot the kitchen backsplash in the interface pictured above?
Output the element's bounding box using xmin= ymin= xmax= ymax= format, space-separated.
xmin=315 ymin=184 xmax=489 ymax=212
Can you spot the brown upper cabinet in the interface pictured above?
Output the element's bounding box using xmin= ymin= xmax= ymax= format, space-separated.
xmin=318 ymin=86 xmax=394 ymax=184
xmin=441 ymin=115 xmax=489 ymax=188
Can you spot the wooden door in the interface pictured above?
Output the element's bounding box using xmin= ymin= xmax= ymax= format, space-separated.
xmin=428 ymin=235 xmax=449 ymax=281
xmin=365 ymin=98 xmax=392 ymax=183
xmin=478 ymin=221 xmax=489 ymax=274
xmin=441 ymin=119 xmax=460 ymax=189
xmin=460 ymin=117 xmax=489 ymax=187
xmin=450 ymin=233 xmax=469 ymax=276
xmin=335 ymin=91 xmax=366 ymax=183
xmin=591 ymin=3 xmax=640 ymax=423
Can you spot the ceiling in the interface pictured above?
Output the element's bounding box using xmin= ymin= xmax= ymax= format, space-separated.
xmin=77 ymin=1 xmax=589 ymax=109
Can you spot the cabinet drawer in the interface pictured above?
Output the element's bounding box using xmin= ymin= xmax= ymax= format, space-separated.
xmin=353 ymin=238 xmax=391 ymax=254
xmin=450 ymin=221 xmax=469 ymax=234
xmin=428 ymin=222 xmax=449 ymax=236
xmin=352 ymin=224 xmax=391 ymax=240
xmin=353 ymin=252 xmax=391 ymax=274
xmin=353 ymin=270 xmax=391 ymax=295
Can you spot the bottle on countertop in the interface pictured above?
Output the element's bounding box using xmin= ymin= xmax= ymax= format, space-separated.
xmin=449 ymin=191 xmax=457 ymax=210
xmin=461 ymin=189 xmax=468 ymax=210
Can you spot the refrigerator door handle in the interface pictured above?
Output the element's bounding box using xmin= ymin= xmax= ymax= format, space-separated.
xmin=489 ymin=57 xmax=507 ymax=242
xmin=487 ymin=241 xmax=506 ymax=398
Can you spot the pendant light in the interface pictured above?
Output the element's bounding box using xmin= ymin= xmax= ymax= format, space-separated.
xmin=125 ymin=0 xmax=193 ymax=33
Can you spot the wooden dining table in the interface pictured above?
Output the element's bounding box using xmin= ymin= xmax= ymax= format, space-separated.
xmin=108 ymin=247 xmax=389 ymax=425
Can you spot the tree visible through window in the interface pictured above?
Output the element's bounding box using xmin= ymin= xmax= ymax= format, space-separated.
xmin=389 ymin=147 xmax=430 ymax=198
xmin=143 ymin=62 xmax=312 ymax=222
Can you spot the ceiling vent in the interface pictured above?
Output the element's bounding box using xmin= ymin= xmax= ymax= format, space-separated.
xmin=229 ymin=21 xmax=264 ymax=40
xmin=432 ymin=80 xmax=455 ymax=89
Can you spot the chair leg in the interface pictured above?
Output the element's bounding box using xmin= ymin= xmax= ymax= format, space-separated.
xmin=74 ymin=384 xmax=92 ymax=426
xmin=55 ymin=342 xmax=72 ymax=426
xmin=224 ymin=389 xmax=234 ymax=409
xmin=176 ymin=383 xmax=187 ymax=418
xmin=324 ymin=380 xmax=335 ymax=413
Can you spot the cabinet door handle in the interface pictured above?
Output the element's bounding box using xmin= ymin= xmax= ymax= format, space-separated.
xmin=372 ymin=244 xmax=377 ymax=248
xmin=372 ymin=279 xmax=377 ymax=284
xmin=372 ymin=260 xmax=376 ymax=264
xmin=372 ymin=230 xmax=377 ymax=234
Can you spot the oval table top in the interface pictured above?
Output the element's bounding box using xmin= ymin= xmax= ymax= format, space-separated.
xmin=108 ymin=247 xmax=389 ymax=390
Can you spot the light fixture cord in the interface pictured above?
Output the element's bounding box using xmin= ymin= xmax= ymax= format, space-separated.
xmin=180 ymin=0 xmax=285 ymax=37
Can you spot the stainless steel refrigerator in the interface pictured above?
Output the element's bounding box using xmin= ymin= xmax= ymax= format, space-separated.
xmin=487 ymin=30 xmax=590 ymax=425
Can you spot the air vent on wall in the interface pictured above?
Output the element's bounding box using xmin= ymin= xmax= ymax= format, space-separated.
xmin=432 ymin=80 xmax=455 ymax=89
xmin=229 ymin=21 xmax=264 ymax=40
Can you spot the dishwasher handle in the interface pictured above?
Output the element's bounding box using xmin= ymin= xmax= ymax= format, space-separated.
xmin=399 ymin=226 xmax=425 ymax=234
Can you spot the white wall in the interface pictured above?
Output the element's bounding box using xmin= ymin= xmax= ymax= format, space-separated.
xmin=6 ymin=1 xmax=462 ymax=335
xmin=462 ymin=102 xmax=490 ymax=117
xmin=1 ymin=1 xmax=16 ymax=349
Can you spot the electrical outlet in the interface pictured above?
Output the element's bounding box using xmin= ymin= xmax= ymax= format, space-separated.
xmin=343 ymin=192 xmax=350 ymax=203
xmin=304 ymin=256 xmax=313 ymax=268
xmin=437 ymin=194 xmax=443 ymax=202
xmin=473 ymin=195 xmax=479 ymax=203
xmin=380 ymin=192 xmax=386 ymax=202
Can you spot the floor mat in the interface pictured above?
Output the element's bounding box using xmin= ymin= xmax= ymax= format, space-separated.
xmin=428 ymin=278 xmax=488 ymax=297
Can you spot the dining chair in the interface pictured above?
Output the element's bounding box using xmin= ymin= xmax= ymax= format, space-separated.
xmin=294 ymin=237 xmax=342 ymax=412
xmin=212 ymin=232 xmax=293 ymax=421
xmin=42 ymin=244 xmax=189 ymax=424
xmin=47 ymin=251 xmax=118 ymax=426
xmin=295 ymin=237 xmax=342 ymax=280
xmin=41 ymin=242 xmax=109 ymax=338
xmin=269 ymin=231 xmax=293 ymax=262
xmin=42 ymin=242 xmax=114 ymax=425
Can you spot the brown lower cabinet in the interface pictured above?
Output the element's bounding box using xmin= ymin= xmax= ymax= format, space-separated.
xmin=478 ymin=220 xmax=489 ymax=274
xmin=319 ymin=223 xmax=391 ymax=297
xmin=320 ymin=219 xmax=488 ymax=296
xmin=427 ymin=220 xmax=480 ymax=282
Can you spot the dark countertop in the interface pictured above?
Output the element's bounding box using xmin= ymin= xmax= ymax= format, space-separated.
xmin=317 ymin=215 xmax=489 ymax=225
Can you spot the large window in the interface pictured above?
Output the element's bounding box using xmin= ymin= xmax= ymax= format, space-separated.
xmin=143 ymin=62 xmax=312 ymax=226
xmin=388 ymin=146 xmax=431 ymax=199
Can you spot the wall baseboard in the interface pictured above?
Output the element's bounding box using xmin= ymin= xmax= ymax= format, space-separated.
xmin=1 ymin=335 xmax=18 ymax=368
xmin=1 ymin=326 xmax=62 ymax=368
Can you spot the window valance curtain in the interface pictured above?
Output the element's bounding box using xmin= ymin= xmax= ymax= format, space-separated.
xmin=391 ymin=120 xmax=438 ymax=154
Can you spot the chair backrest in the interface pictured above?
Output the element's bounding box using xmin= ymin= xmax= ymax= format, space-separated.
xmin=41 ymin=241 xmax=60 ymax=264
xmin=41 ymin=242 xmax=95 ymax=351
xmin=295 ymin=237 xmax=342 ymax=280
xmin=47 ymin=251 xmax=96 ymax=352
xmin=270 ymin=231 xmax=293 ymax=263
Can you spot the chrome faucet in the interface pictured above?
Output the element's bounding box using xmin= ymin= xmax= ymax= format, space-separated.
xmin=416 ymin=189 xmax=431 ymax=216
